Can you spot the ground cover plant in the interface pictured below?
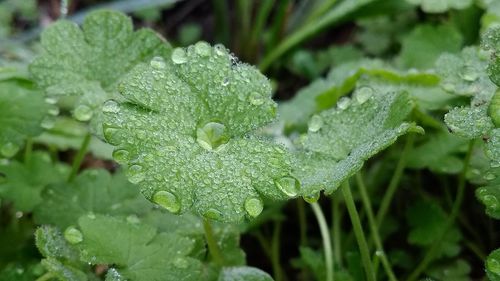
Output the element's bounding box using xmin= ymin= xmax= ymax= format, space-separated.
xmin=1 ymin=0 xmax=500 ymax=280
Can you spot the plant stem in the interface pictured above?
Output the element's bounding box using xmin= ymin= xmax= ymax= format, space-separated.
xmin=297 ymin=199 xmax=308 ymax=246
xmin=212 ymin=0 xmax=230 ymax=45
xmin=248 ymin=0 xmax=275 ymax=60
xmin=376 ymin=134 xmax=414 ymax=228
xmin=356 ymin=173 xmax=397 ymax=281
xmin=332 ymin=195 xmax=342 ymax=267
xmin=341 ymin=181 xmax=375 ymax=281
xmin=202 ymin=219 xmax=225 ymax=267
xmin=24 ymin=138 xmax=33 ymax=164
xmin=271 ymin=221 xmax=284 ymax=281
xmin=407 ymin=140 xmax=474 ymax=281
xmin=311 ymin=202 xmax=334 ymax=281
xmin=67 ymin=133 xmax=91 ymax=183
xmin=254 ymin=230 xmax=272 ymax=259
xmin=35 ymin=272 xmax=55 ymax=281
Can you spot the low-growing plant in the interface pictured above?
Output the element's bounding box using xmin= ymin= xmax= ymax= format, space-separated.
xmin=1 ymin=1 xmax=500 ymax=280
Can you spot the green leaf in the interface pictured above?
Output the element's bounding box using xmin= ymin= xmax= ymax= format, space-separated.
xmin=101 ymin=43 xmax=295 ymax=222
xmin=218 ymin=266 xmax=273 ymax=281
xmin=405 ymin=0 xmax=472 ymax=13
xmin=407 ymin=132 xmax=469 ymax=174
xmin=29 ymin=10 xmax=171 ymax=122
xmin=426 ymin=259 xmax=471 ymax=281
xmin=34 ymin=169 xmax=150 ymax=229
xmin=0 ymin=152 xmax=68 ymax=212
xmin=77 ymin=214 xmax=204 ymax=281
xmin=398 ymin=24 xmax=463 ymax=70
xmin=476 ymin=183 xmax=500 ymax=219
xmin=487 ymin=248 xmax=500 ymax=281
xmin=0 ymin=80 xmax=48 ymax=157
xmin=41 ymin=258 xmax=87 ymax=281
xmin=486 ymin=128 xmax=500 ymax=167
xmin=295 ymin=86 xmax=420 ymax=194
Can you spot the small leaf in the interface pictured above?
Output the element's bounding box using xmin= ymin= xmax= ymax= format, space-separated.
xmin=405 ymin=0 xmax=473 ymax=13
xmin=487 ymin=248 xmax=500 ymax=281
xmin=218 ymin=266 xmax=273 ymax=281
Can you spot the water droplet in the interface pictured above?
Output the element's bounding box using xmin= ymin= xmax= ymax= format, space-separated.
xmin=103 ymin=100 xmax=120 ymax=113
xmin=64 ymin=226 xmax=83 ymax=244
xmin=483 ymin=195 xmax=498 ymax=209
xmin=461 ymin=68 xmax=479 ymax=82
xmin=337 ymin=97 xmax=351 ymax=110
xmin=103 ymin=126 xmax=122 ymax=145
xmin=173 ymin=257 xmax=189 ymax=269
xmin=152 ymin=190 xmax=181 ymax=213
xmin=48 ymin=105 xmax=59 ymax=116
xmin=275 ymin=176 xmax=300 ymax=197
xmin=87 ymin=212 xmax=96 ymax=219
xmin=112 ymin=149 xmax=129 ymax=164
xmin=249 ymin=92 xmax=264 ymax=105
xmin=308 ymin=115 xmax=323 ymax=132
xmin=303 ymin=192 xmax=320 ymax=203
xmin=45 ymin=97 xmax=58 ymax=104
xmin=196 ymin=122 xmax=229 ymax=151
xmin=41 ymin=116 xmax=56 ymax=129
xmin=484 ymin=173 xmax=496 ymax=181
xmin=150 ymin=56 xmax=167 ymax=69
xmin=204 ymin=208 xmax=222 ymax=220
xmin=126 ymin=215 xmax=140 ymax=224
xmin=127 ymin=164 xmax=145 ymax=184
xmin=244 ymin=197 xmax=263 ymax=217
xmin=1 ymin=142 xmax=19 ymax=158
xmin=194 ymin=41 xmax=211 ymax=57
xmin=214 ymin=44 xmax=226 ymax=56
xmin=171 ymin=48 xmax=188 ymax=64
xmin=222 ymin=78 xmax=229 ymax=86
xmin=442 ymin=83 xmax=455 ymax=92
xmin=355 ymin=87 xmax=373 ymax=104
xmin=74 ymin=105 xmax=93 ymax=121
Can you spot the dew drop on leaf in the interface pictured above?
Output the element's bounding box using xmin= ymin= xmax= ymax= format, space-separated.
xmin=171 ymin=48 xmax=188 ymax=64
xmin=222 ymin=78 xmax=229 ymax=86
xmin=103 ymin=100 xmax=120 ymax=114
xmin=196 ymin=122 xmax=229 ymax=151
xmin=337 ymin=97 xmax=351 ymax=110
xmin=127 ymin=164 xmax=145 ymax=184
xmin=484 ymin=173 xmax=497 ymax=181
xmin=173 ymin=257 xmax=189 ymax=269
xmin=87 ymin=212 xmax=96 ymax=219
xmin=44 ymin=97 xmax=58 ymax=104
xmin=460 ymin=67 xmax=479 ymax=82
xmin=48 ymin=105 xmax=59 ymax=116
xmin=308 ymin=115 xmax=323 ymax=132
xmin=150 ymin=56 xmax=167 ymax=70
xmin=303 ymin=192 xmax=320 ymax=203
xmin=244 ymin=197 xmax=263 ymax=218
xmin=483 ymin=195 xmax=499 ymax=209
xmin=1 ymin=142 xmax=19 ymax=158
xmin=103 ymin=126 xmax=122 ymax=145
xmin=249 ymin=92 xmax=264 ymax=106
xmin=152 ymin=190 xmax=181 ymax=213
xmin=64 ymin=226 xmax=83 ymax=244
xmin=112 ymin=149 xmax=130 ymax=164
xmin=355 ymin=87 xmax=373 ymax=104
xmin=204 ymin=208 xmax=222 ymax=220
xmin=194 ymin=41 xmax=211 ymax=57
xmin=126 ymin=215 xmax=140 ymax=224
xmin=41 ymin=116 xmax=56 ymax=129
xmin=274 ymin=176 xmax=300 ymax=197
xmin=74 ymin=105 xmax=93 ymax=121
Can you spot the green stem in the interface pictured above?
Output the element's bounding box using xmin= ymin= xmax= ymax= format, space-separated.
xmin=67 ymin=133 xmax=91 ymax=183
xmin=254 ymin=230 xmax=272 ymax=259
xmin=297 ymin=199 xmax=308 ymax=246
xmin=266 ymin=0 xmax=290 ymax=52
xmin=356 ymin=173 xmax=397 ymax=281
xmin=212 ymin=0 xmax=230 ymax=45
xmin=376 ymin=134 xmax=414 ymax=228
xmin=341 ymin=181 xmax=375 ymax=281
xmin=332 ymin=195 xmax=342 ymax=267
xmin=271 ymin=221 xmax=284 ymax=281
xmin=311 ymin=202 xmax=334 ymax=281
xmin=248 ymin=0 xmax=275 ymax=60
xmin=407 ymin=140 xmax=474 ymax=281
xmin=35 ymin=272 xmax=55 ymax=281
xmin=203 ymin=219 xmax=225 ymax=267
xmin=24 ymin=138 xmax=33 ymax=164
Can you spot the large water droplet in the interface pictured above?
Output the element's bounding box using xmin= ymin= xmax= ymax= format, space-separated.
xmin=48 ymin=105 xmax=59 ymax=116
xmin=355 ymin=87 xmax=373 ymax=104
xmin=45 ymin=97 xmax=58 ymax=104
xmin=74 ymin=105 xmax=93 ymax=121
xmin=112 ymin=149 xmax=129 ymax=164
xmin=214 ymin=44 xmax=226 ymax=56
xmin=127 ymin=164 xmax=145 ymax=184
xmin=337 ymin=97 xmax=351 ymax=110
xmin=103 ymin=126 xmax=122 ymax=145
xmin=152 ymin=190 xmax=181 ymax=213
xmin=484 ymin=173 xmax=496 ymax=181
xmin=103 ymin=100 xmax=120 ymax=114
xmin=249 ymin=92 xmax=264 ymax=105
xmin=303 ymin=192 xmax=320 ymax=203
xmin=460 ymin=67 xmax=479 ymax=82
xmin=41 ymin=116 xmax=56 ymax=129
xmin=204 ymin=208 xmax=222 ymax=220
xmin=1 ymin=142 xmax=19 ymax=158
xmin=244 ymin=197 xmax=263 ymax=217
xmin=308 ymin=115 xmax=323 ymax=132
xmin=171 ymin=48 xmax=188 ymax=64
xmin=483 ymin=195 xmax=498 ymax=209
xmin=64 ymin=226 xmax=83 ymax=244
xmin=196 ymin=122 xmax=229 ymax=151
xmin=275 ymin=176 xmax=300 ymax=197
xmin=195 ymin=41 xmax=211 ymax=57
xmin=150 ymin=56 xmax=167 ymax=69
